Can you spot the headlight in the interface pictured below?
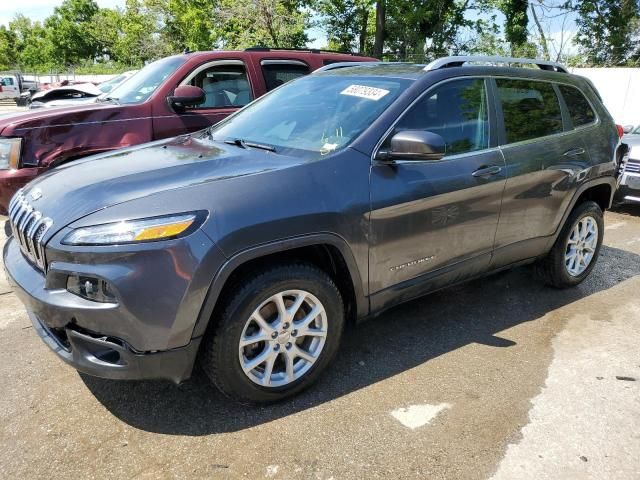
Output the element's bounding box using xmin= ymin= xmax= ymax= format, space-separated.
xmin=0 ymin=138 xmax=22 ymax=170
xmin=62 ymin=213 xmax=202 ymax=246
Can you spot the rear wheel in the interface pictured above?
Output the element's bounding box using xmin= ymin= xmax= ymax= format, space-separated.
xmin=536 ymin=201 xmax=604 ymax=288
xmin=200 ymin=263 xmax=344 ymax=403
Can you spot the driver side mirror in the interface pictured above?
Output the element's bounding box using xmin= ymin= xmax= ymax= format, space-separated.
xmin=377 ymin=130 xmax=446 ymax=161
xmin=168 ymin=85 xmax=206 ymax=110
xmin=623 ymin=125 xmax=634 ymax=134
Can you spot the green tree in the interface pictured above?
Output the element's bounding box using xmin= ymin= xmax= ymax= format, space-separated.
xmin=45 ymin=0 xmax=102 ymax=66
xmin=569 ymin=0 xmax=640 ymax=66
xmin=318 ymin=0 xmax=374 ymax=53
xmin=9 ymin=15 xmax=54 ymax=71
xmin=216 ymin=0 xmax=309 ymax=49
xmin=0 ymin=26 xmax=18 ymax=69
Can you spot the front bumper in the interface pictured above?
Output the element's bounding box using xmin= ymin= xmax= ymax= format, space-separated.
xmin=28 ymin=310 xmax=201 ymax=383
xmin=3 ymin=231 xmax=221 ymax=383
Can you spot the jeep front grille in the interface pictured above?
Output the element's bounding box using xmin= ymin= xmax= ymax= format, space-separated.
xmin=625 ymin=158 xmax=640 ymax=174
xmin=8 ymin=189 xmax=53 ymax=271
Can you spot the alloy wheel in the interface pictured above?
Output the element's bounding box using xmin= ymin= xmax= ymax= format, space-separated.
xmin=238 ymin=289 xmax=328 ymax=387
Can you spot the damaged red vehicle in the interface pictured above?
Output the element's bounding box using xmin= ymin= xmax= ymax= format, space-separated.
xmin=0 ymin=48 xmax=374 ymax=213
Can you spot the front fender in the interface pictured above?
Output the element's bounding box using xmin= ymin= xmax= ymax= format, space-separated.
xmin=191 ymin=232 xmax=369 ymax=339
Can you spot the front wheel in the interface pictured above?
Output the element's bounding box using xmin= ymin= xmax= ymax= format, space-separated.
xmin=200 ymin=264 xmax=344 ymax=403
xmin=536 ymin=200 xmax=604 ymax=288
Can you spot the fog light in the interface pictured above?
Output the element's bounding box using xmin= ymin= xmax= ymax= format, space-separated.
xmin=67 ymin=275 xmax=116 ymax=303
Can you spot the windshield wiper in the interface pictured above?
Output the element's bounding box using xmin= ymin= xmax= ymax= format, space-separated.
xmin=98 ymin=96 xmax=119 ymax=104
xmin=224 ymin=138 xmax=276 ymax=152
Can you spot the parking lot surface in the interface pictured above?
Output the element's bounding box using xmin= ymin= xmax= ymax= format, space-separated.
xmin=0 ymin=205 xmax=639 ymax=479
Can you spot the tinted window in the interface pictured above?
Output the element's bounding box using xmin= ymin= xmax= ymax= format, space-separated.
xmin=388 ymin=78 xmax=489 ymax=156
xmin=261 ymin=62 xmax=309 ymax=91
xmin=558 ymin=85 xmax=596 ymax=127
xmin=189 ymin=64 xmax=252 ymax=108
xmin=497 ymin=79 xmax=563 ymax=143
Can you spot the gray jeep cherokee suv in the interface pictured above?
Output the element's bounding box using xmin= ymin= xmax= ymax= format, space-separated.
xmin=4 ymin=56 xmax=622 ymax=403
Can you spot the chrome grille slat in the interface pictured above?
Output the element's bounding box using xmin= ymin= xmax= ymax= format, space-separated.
xmin=625 ymin=159 xmax=640 ymax=173
xmin=7 ymin=189 xmax=53 ymax=271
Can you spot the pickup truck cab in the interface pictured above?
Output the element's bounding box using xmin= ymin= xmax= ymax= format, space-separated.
xmin=0 ymin=75 xmax=20 ymax=101
xmin=0 ymin=49 xmax=374 ymax=212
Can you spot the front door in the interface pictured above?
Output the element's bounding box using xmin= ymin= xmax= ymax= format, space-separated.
xmin=152 ymin=60 xmax=254 ymax=139
xmin=369 ymin=78 xmax=506 ymax=306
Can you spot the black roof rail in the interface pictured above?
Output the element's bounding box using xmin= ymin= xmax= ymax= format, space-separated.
xmin=244 ymin=46 xmax=360 ymax=56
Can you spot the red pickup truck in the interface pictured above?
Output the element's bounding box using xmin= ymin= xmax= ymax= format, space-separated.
xmin=0 ymin=48 xmax=375 ymax=213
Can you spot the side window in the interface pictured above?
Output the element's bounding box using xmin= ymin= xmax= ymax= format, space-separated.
xmin=2 ymin=77 xmax=14 ymax=86
xmin=496 ymin=78 xmax=563 ymax=143
xmin=261 ymin=61 xmax=310 ymax=91
xmin=188 ymin=63 xmax=252 ymax=108
xmin=388 ymin=78 xmax=489 ymax=156
xmin=558 ymin=84 xmax=596 ymax=127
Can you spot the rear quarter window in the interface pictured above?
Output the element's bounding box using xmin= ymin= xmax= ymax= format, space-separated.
xmin=261 ymin=62 xmax=310 ymax=91
xmin=496 ymin=78 xmax=563 ymax=144
xmin=558 ymin=84 xmax=597 ymax=127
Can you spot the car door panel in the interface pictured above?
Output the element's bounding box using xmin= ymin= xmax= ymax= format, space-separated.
xmin=152 ymin=60 xmax=254 ymax=139
xmin=368 ymin=77 xmax=506 ymax=297
xmin=490 ymin=78 xmax=589 ymax=268
xmin=369 ymin=149 xmax=506 ymax=294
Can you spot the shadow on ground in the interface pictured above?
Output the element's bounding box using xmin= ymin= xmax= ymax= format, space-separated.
xmin=82 ymin=244 xmax=640 ymax=435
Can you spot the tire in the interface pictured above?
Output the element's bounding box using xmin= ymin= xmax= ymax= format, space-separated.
xmin=200 ymin=263 xmax=344 ymax=404
xmin=536 ymin=200 xmax=604 ymax=288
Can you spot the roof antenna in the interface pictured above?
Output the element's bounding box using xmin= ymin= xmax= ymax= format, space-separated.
xmin=183 ymin=47 xmax=191 ymax=54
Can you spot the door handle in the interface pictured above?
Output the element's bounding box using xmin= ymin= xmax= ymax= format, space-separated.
xmin=563 ymin=147 xmax=586 ymax=157
xmin=472 ymin=165 xmax=502 ymax=177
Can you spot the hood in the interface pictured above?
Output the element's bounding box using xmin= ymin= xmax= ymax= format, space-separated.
xmin=0 ymin=101 xmax=132 ymax=136
xmin=31 ymin=83 xmax=102 ymax=102
xmin=20 ymin=131 xmax=300 ymax=232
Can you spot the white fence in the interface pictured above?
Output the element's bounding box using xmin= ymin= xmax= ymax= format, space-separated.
xmin=571 ymin=68 xmax=640 ymax=126
xmin=22 ymin=74 xmax=117 ymax=85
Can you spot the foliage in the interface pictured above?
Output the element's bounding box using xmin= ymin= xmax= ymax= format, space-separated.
xmin=1 ymin=0 xmax=639 ymax=71
xmin=568 ymin=0 xmax=640 ymax=66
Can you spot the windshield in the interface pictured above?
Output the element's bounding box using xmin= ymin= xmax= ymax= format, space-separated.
xmin=99 ymin=74 xmax=128 ymax=93
xmin=210 ymin=74 xmax=411 ymax=159
xmin=106 ymin=56 xmax=185 ymax=104
xmin=632 ymin=125 xmax=640 ymax=135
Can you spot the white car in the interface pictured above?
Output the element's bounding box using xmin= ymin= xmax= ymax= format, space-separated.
xmin=0 ymin=75 xmax=20 ymax=101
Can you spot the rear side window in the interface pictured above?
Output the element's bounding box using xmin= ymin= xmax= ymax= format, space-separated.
xmin=261 ymin=62 xmax=310 ymax=91
xmin=496 ymin=79 xmax=563 ymax=144
xmin=558 ymin=85 xmax=596 ymax=127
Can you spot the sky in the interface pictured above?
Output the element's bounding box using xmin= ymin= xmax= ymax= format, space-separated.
xmin=0 ymin=0 xmax=124 ymax=26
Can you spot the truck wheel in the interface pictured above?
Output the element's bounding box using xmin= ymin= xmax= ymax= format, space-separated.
xmin=536 ymin=201 xmax=604 ymax=288
xmin=200 ymin=263 xmax=344 ymax=404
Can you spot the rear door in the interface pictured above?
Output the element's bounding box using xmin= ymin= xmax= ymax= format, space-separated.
xmin=369 ymin=77 xmax=506 ymax=299
xmin=490 ymin=77 xmax=589 ymax=268
xmin=152 ymin=60 xmax=254 ymax=139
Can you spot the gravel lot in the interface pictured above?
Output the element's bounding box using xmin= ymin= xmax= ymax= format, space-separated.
xmin=0 ymin=178 xmax=639 ymax=477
